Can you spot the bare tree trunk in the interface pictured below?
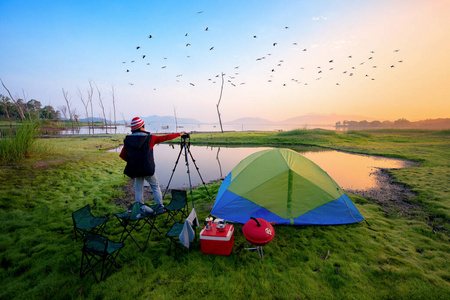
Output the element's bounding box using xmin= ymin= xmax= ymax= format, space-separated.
xmin=173 ymin=106 xmax=178 ymax=132
xmin=111 ymin=85 xmax=117 ymax=134
xmin=58 ymin=105 xmax=68 ymax=121
xmin=78 ymin=87 xmax=90 ymax=134
xmin=1 ymin=78 xmax=26 ymax=120
xmin=95 ymin=84 xmax=108 ymax=134
xmin=62 ymin=88 xmax=75 ymax=133
xmin=21 ymin=89 xmax=31 ymax=120
xmin=88 ymin=80 xmax=95 ymax=134
xmin=216 ymin=72 xmax=225 ymax=133
xmin=120 ymin=112 xmax=126 ymax=129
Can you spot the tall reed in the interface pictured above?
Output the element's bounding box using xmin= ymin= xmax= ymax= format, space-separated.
xmin=0 ymin=121 xmax=40 ymax=164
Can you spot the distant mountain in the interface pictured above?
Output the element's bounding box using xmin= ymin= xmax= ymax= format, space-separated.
xmin=281 ymin=113 xmax=375 ymax=125
xmin=224 ymin=117 xmax=274 ymax=125
xmin=141 ymin=115 xmax=202 ymax=125
xmin=225 ymin=114 xmax=373 ymax=125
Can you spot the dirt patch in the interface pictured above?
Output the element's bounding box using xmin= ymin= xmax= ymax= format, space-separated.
xmin=345 ymin=167 xmax=422 ymax=217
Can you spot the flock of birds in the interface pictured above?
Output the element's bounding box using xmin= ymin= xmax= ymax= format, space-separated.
xmin=121 ymin=11 xmax=404 ymax=90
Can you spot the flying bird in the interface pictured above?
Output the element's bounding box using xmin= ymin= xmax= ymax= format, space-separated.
xmin=190 ymin=83 xmax=195 ymax=86
xmin=253 ymin=35 xmax=257 ymax=38
xmin=205 ymin=27 xmax=209 ymax=31
xmin=273 ymin=43 xmax=277 ymax=46
xmin=148 ymin=35 xmax=152 ymax=38
xmin=186 ymin=43 xmax=191 ymax=47
xmin=126 ymin=69 xmax=129 ymax=72
xmin=210 ymin=47 xmax=214 ymax=50
xmin=185 ymin=33 xmax=188 ymax=37
xmin=142 ymin=55 xmax=146 ymax=59
xmin=136 ymin=46 xmax=140 ymax=49
xmin=162 ymin=66 xmax=166 ymax=69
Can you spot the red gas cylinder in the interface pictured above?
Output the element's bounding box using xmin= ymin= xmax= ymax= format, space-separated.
xmin=242 ymin=217 xmax=275 ymax=246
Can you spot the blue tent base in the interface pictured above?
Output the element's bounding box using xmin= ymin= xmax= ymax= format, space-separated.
xmin=212 ymin=173 xmax=364 ymax=225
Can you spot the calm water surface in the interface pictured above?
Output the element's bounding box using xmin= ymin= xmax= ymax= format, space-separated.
xmin=112 ymin=144 xmax=410 ymax=191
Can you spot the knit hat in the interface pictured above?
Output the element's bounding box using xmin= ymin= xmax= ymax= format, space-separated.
xmin=130 ymin=117 xmax=145 ymax=130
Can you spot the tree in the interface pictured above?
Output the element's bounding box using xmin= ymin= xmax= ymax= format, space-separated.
xmin=78 ymin=87 xmax=91 ymax=134
xmin=58 ymin=105 xmax=68 ymax=121
xmin=88 ymin=80 xmax=95 ymax=133
xmin=95 ymin=83 xmax=108 ymax=134
xmin=111 ymin=85 xmax=117 ymax=134
xmin=216 ymin=72 xmax=225 ymax=132
xmin=40 ymin=105 xmax=59 ymax=120
xmin=1 ymin=78 xmax=26 ymax=120
xmin=0 ymin=94 xmax=12 ymax=126
xmin=26 ymin=99 xmax=42 ymax=120
xmin=62 ymin=88 xmax=75 ymax=132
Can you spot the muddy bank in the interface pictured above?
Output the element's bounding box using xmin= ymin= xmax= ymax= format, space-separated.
xmin=345 ymin=167 xmax=422 ymax=217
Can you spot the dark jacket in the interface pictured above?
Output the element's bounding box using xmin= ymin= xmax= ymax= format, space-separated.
xmin=123 ymin=133 xmax=155 ymax=178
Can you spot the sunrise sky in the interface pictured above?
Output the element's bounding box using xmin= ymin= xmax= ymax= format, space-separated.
xmin=1 ymin=0 xmax=449 ymax=123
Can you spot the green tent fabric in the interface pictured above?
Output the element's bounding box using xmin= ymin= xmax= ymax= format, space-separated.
xmin=212 ymin=148 xmax=364 ymax=225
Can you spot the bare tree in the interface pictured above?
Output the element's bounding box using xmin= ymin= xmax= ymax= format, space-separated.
xmin=111 ymin=85 xmax=117 ymax=134
xmin=58 ymin=105 xmax=68 ymax=121
xmin=1 ymin=78 xmax=26 ymax=120
xmin=62 ymin=88 xmax=75 ymax=132
xmin=173 ymin=106 xmax=178 ymax=132
xmin=216 ymin=72 xmax=225 ymax=132
xmin=21 ymin=89 xmax=31 ymax=120
xmin=95 ymin=84 xmax=108 ymax=134
xmin=78 ymin=87 xmax=91 ymax=134
xmin=88 ymin=80 xmax=95 ymax=134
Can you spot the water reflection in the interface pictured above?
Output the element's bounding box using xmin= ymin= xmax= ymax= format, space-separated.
xmin=112 ymin=144 xmax=410 ymax=191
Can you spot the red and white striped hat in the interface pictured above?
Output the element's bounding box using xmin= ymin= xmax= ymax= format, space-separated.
xmin=130 ymin=117 xmax=145 ymax=130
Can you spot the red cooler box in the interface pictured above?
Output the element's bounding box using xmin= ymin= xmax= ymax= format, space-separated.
xmin=200 ymin=224 xmax=234 ymax=255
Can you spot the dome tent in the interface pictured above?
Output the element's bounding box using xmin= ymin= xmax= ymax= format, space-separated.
xmin=212 ymin=148 xmax=364 ymax=225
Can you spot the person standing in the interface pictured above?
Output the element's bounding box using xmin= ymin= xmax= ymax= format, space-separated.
xmin=119 ymin=117 xmax=186 ymax=212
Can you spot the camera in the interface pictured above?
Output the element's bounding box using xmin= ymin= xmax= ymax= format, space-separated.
xmin=182 ymin=133 xmax=190 ymax=139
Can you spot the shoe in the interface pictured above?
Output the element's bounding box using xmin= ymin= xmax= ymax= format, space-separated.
xmin=156 ymin=206 xmax=166 ymax=214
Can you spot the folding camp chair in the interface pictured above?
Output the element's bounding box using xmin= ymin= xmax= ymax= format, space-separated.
xmin=72 ymin=204 xmax=109 ymax=241
xmin=114 ymin=202 xmax=163 ymax=252
xmin=79 ymin=232 xmax=125 ymax=283
xmin=166 ymin=208 xmax=199 ymax=255
xmin=165 ymin=189 xmax=188 ymax=224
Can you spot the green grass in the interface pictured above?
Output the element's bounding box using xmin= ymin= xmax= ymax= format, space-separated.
xmin=0 ymin=131 xmax=449 ymax=299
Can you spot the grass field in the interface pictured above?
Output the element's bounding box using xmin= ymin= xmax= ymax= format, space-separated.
xmin=0 ymin=129 xmax=449 ymax=299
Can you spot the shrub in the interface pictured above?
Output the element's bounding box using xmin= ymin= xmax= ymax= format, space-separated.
xmin=0 ymin=121 xmax=40 ymax=164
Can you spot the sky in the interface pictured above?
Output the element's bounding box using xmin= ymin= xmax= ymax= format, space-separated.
xmin=1 ymin=0 xmax=449 ymax=123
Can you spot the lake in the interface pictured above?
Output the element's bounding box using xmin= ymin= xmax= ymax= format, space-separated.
xmin=111 ymin=144 xmax=411 ymax=192
xmin=59 ymin=122 xmax=339 ymax=135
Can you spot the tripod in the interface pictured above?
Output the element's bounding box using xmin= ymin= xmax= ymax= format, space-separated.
xmin=164 ymin=134 xmax=211 ymax=209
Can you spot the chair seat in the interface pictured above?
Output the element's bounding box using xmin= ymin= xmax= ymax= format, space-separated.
xmin=72 ymin=204 xmax=109 ymax=241
xmin=166 ymin=222 xmax=184 ymax=237
xmin=114 ymin=202 xmax=162 ymax=252
xmin=80 ymin=232 xmax=125 ymax=282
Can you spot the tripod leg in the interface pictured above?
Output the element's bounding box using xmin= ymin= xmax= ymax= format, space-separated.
xmin=163 ymin=146 xmax=184 ymax=197
xmin=186 ymin=147 xmax=212 ymax=198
